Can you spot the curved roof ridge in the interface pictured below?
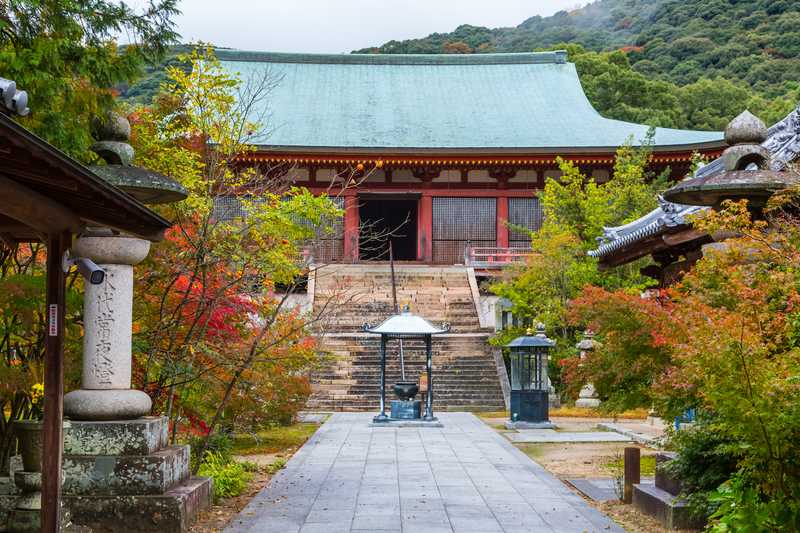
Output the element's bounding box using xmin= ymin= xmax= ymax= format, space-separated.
xmin=214 ymin=49 xmax=568 ymax=65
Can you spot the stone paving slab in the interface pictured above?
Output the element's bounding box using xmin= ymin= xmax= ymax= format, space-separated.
xmin=506 ymin=430 xmax=632 ymax=443
xmin=597 ymin=422 xmax=663 ymax=446
xmin=567 ymin=477 xmax=655 ymax=503
xmin=226 ymin=412 xmax=624 ymax=533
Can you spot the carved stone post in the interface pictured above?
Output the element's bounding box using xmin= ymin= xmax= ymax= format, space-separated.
xmin=575 ymin=330 xmax=601 ymax=408
xmin=63 ymin=235 xmax=152 ymax=420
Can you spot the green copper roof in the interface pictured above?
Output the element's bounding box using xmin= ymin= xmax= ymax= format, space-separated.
xmin=217 ymin=50 xmax=723 ymax=151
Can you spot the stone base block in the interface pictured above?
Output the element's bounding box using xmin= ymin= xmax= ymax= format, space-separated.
xmin=65 ymin=476 xmax=212 ymax=533
xmin=63 ymin=446 xmax=190 ymax=496
xmin=505 ymin=420 xmax=556 ymax=430
xmin=6 ymin=508 xmax=38 ymax=533
xmin=390 ymin=400 xmax=421 ymax=420
xmin=632 ymin=483 xmax=706 ymax=530
xmin=0 ymin=476 xmax=18 ymax=495
xmin=13 ymin=472 xmax=40 ymax=493
xmin=370 ymin=419 xmax=443 ymax=428
xmin=0 ymin=476 xmax=19 ymax=531
xmin=64 ymin=389 xmax=152 ymax=421
xmin=575 ymin=398 xmax=601 ymax=408
xmin=64 ymin=417 xmax=168 ymax=456
xmin=0 ymin=495 xmax=17 ymax=531
xmin=655 ymin=452 xmax=682 ymax=496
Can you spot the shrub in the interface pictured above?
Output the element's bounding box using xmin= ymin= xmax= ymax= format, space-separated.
xmin=665 ymin=416 xmax=739 ymax=518
xmin=197 ymin=451 xmax=252 ymax=501
xmin=708 ymin=472 xmax=800 ymax=532
xmin=190 ymin=431 xmax=233 ymax=471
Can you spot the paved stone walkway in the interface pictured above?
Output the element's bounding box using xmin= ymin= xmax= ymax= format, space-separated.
xmin=227 ymin=413 xmax=623 ymax=533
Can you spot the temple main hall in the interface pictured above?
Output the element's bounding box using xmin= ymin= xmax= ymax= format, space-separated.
xmin=219 ymin=49 xmax=724 ymax=265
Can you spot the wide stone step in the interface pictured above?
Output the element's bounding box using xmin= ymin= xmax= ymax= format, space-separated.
xmin=309 ymin=264 xmax=504 ymax=411
xmin=305 ymin=401 xmax=506 ymax=411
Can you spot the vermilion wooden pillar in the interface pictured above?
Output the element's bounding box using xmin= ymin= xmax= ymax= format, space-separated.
xmin=496 ymin=196 xmax=509 ymax=248
xmin=418 ymin=194 xmax=433 ymax=262
xmin=42 ymin=230 xmax=69 ymax=533
xmin=343 ymin=193 xmax=359 ymax=262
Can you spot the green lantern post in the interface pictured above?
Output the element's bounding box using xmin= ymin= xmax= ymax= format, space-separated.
xmin=505 ymin=324 xmax=556 ymax=429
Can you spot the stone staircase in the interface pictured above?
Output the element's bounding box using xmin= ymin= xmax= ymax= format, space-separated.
xmin=308 ymin=264 xmax=506 ymax=411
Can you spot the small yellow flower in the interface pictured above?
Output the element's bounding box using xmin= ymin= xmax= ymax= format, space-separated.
xmin=30 ymin=383 xmax=44 ymax=402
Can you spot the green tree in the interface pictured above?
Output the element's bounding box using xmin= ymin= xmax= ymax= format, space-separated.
xmin=491 ymin=138 xmax=662 ymax=394
xmin=566 ymin=199 xmax=800 ymax=528
xmin=127 ymin=48 xmax=342 ymax=459
xmin=0 ymin=0 xmax=179 ymax=159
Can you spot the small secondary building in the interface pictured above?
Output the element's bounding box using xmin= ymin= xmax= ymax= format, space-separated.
xmin=589 ymin=104 xmax=800 ymax=285
xmin=219 ymin=50 xmax=724 ymax=264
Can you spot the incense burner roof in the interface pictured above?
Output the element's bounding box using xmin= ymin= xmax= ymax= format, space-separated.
xmin=216 ymin=50 xmax=723 ymax=152
xmin=364 ymin=308 xmax=449 ymax=336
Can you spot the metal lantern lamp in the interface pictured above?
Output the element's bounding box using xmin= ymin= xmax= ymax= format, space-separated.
xmin=505 ymin=324 xmax=556 ymax=429
xmin=364 ymin=306 xmax=449 ymax=425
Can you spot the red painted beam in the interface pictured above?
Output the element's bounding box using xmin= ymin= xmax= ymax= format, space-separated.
xmin=237 ymin=148 xmax=724 ymax=166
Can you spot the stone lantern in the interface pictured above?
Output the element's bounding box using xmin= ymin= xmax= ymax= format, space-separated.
xmin=63 ymin=111 xmax=188 ymax=421
xmin=505 ymin=324 xmax=556 ymax=429
xmin=574 ymin=330 xmax=601 ymax=408
xmin=56 ymin=113 xmax=210 ymax=532
xmin=664 ymin=110 xmax=800 ymax=210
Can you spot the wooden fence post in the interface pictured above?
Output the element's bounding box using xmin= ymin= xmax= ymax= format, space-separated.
xmin=623 ymin=446 xmax=641 ymax=504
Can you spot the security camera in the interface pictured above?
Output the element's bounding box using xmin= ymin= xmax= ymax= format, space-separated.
xmin=0 ymin=78 xmax=30 ymax=116
xmin=62 ymin=252 xmax=106 ymax=285
xmin=11 ymin=90 xmax=28 ymax=116
xmin=0 ymin=78 xmax=16 ymax=108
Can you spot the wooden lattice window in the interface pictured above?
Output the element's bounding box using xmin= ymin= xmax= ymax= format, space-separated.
xmin=508 ymin=197 xmax=542 ymax=247
xmin=309 ymin=196 xmax=345 ymax=263
xmin=432 ymin=197 xmax=496 ymax=264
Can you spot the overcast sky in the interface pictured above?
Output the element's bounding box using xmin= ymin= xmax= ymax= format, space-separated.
xmin=170 ymin=0 xmax=588 ymax=53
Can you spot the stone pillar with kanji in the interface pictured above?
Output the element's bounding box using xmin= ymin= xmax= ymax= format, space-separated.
xmin=63 ymin=235 xmax=152 ymax=420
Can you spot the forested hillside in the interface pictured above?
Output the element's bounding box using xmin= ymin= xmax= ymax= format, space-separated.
xmin=355 ymin=0 xmax=799 ymax=129
xmin=122 ymin=0 xmax=799 ymax=131
xmin=359 ymin=0 xmax=798 ymax=96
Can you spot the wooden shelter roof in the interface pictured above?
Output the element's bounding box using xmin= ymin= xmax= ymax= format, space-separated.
xmin=0 ymin=112 xmax=171 ymax=243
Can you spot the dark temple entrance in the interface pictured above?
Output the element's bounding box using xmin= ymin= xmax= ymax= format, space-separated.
xmin=359 ymin=195 xmax=418 ymax=261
